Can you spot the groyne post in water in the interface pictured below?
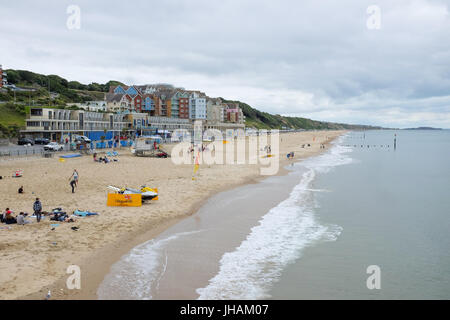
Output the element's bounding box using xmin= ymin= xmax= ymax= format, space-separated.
xmin=394 ymin=134 xmax=397 ymax=150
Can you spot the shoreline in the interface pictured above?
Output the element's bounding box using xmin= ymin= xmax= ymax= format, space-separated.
xmin=5 ymin=130 xmax=345 ymax=300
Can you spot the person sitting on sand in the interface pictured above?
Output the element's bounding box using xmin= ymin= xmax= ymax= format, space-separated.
xmin=2 ymin=208 xmax=14 ymax=223
xmin=17 ymin=212 xmax=30 ymax=225
xmin=93 ymin=153 xmax=97 ymax=162
xmin=5 ymin=212 xmax=17 ymax=225
xmin=18 ymin=186 xmax=24 ymax=194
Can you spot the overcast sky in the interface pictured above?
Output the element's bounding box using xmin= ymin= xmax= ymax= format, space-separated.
xmin=1 ymin=0 xmax=449 ymax=128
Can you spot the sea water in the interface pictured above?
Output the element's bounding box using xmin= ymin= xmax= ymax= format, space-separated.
xmin=269 ymin=129 xmax=450 ymax=299
xmin=98 ymin=130 xmax=450 ymax=299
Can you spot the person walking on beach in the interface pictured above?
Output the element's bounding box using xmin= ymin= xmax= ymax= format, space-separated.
xmin=33 ymin=198 xmax=42 ymax=223
xmin=69 ymin=169 xmax=79 ymax=187
xmin=69 ymin=177 xmax=77 ymax=193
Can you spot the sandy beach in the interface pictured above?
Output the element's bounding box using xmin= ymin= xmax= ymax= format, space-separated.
xmin=0 ymin=130 xmax=344 ymax=300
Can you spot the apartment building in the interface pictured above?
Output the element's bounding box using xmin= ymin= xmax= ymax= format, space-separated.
xmin=206 ymin=98 xmax=225 ymax=124
xmin=189 ymin=91 xmax=207 ymax=120
xmin=169 ymin=90 xmax=190 ymax=119
xmin=224 ymin=103 xmax=245 ymax=124
xmin=22 ymin=108 xmax=132 ymax=141
xmin=21 ymin=107 xmax=197 ymax=141
xmin=104 ymin=84 xmax=246 ymax=131
xmin=106 ymin=93 xmax=130 ymax=113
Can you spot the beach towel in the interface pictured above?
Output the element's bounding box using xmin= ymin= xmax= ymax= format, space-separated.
xmin=60 ymin=154 xmax=82 ymax=159
xmin=74 ymin=210 xmax=98 ymax=217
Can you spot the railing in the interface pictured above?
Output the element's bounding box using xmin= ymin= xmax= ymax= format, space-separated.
xmin=0 ymin=147 xmax=67 ymax=158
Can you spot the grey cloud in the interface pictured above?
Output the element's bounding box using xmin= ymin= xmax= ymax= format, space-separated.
xmin=0 ymin=0 xmax=449 ymax=127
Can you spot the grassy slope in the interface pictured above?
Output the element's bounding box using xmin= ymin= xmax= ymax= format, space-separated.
xmin=0 ymin=104 xmax=25 ymax=127
xmin=0 ymin=104 xmax=26 ymax=137
xmin=222 ymin=98 xmax=380 ymax=130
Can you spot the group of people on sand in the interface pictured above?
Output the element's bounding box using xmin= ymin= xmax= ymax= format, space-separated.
xmin=1 ymin=208 xmax=21 ymax=225
xmin=1 ymin=198 xmax=41 ymax=225
xmin=93 ymin=153 xmax=112 ymax=164
xmin=2 ymin=169 xmax=83 ymax=227
xmin=2 ymin=194 xmax=82 ymax=226
xmin=50 ymin=209 xmax=78 ymax=223
xmin=187 ymin=144 xmax=208 ymax=154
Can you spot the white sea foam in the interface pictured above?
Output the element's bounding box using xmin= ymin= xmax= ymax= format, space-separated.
xmin=196 ymin=139 xmax=353 ymax=300
xmin=97 ymin=230 xmax=203 ymax=300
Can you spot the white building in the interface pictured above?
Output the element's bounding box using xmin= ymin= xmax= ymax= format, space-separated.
xmin=105 ymin=93 xmax=132 ymax=113
xmin=84 ymin=101 xmax=107 ymax=112
xmin=68 ymin=101 xmax=107 ymax=112
xmin=189 ymin=91 xmax=207 ymax=120
xmin=0 ymin=64 xmax=7 ymax=88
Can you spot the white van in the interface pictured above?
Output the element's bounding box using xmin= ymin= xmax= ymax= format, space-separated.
xmin=74 ymin=135 xmax=91 ymax=143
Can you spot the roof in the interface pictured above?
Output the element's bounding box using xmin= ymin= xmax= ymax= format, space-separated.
xmin=154 ymin=89 xmax=176 ymax=100
xmin=105 ymin=93 xmax=125 ymax=102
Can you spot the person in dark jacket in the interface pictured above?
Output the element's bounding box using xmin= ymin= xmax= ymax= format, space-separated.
xmin=5 ymin=214 xmax=17 ymax=224
xmin=33 ymin=198 xmax=42 ymax=223
xmin=70 ymin=178 xmax=77 ymax=193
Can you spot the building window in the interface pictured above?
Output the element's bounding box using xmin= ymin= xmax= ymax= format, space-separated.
xmin=30 ymin=109 xmax=43 ymax=116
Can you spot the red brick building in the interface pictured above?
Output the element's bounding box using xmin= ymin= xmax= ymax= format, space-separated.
xmin=179 ymin=97 xmax=189 ymax=119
